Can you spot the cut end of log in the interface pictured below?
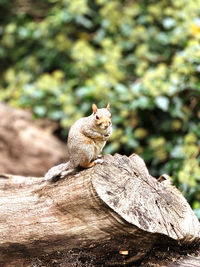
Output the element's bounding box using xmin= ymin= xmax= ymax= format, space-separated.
xmin=92 ymin=154 xmax=200 ymax=245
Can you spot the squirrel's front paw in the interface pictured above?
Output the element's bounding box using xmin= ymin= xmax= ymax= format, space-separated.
xmin=103 ymin=133 xmax=111 ymax=141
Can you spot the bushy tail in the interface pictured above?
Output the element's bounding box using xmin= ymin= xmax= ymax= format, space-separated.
xmin=44 ymin=161 xmax=75 ymax=182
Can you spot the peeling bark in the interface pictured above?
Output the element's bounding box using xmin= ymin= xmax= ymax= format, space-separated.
xmin=0 ymin=154 xmax=199 ymax=266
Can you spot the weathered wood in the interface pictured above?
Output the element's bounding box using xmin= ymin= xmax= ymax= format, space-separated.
xmin=0 ymin=154 xmax=199 ymax=266
xmin=0 ymin=103 xmax=66 ymax=176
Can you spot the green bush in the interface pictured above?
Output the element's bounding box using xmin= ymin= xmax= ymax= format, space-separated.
xmin=0 ymin=0 xmax=200 ymax=216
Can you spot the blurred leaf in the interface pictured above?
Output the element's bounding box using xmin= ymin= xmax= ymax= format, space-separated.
xmin=155 ymin=96 xmax=169 ymax=111
xmin=33 ymin=106 xmax=47 ymax=117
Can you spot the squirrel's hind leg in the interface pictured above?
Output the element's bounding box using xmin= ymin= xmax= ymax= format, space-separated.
xmin=80 ymin=160 xmax=95 ymax=168
xmin=80 ymin=158 xmax=104 ymax=168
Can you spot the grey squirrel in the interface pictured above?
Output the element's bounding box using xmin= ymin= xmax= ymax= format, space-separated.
xmin=45 ymin=103 xmax=112 ymax=181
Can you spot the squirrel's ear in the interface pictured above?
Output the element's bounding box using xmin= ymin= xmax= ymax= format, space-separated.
xmin=106 ymin=103 xmax=110 ymax=111
xmin=92 ymin=104 xmax=98 ymax=114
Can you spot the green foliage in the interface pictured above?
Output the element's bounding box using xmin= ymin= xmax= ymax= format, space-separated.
xmin=0 ymin=0 xmax=200 ymax=215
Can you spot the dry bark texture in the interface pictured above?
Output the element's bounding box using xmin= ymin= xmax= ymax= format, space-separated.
xmin=0 ymin=154 xmax=200 ymax=266
xmin=0 ymin=103 xmax=66 ymax=176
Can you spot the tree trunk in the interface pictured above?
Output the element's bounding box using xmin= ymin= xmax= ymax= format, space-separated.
xmin=0 ymin=154 xmax=199 ymax=266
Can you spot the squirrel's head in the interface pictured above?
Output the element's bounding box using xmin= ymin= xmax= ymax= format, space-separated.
xmin=92 ymin=103 xmax=112 ymax=130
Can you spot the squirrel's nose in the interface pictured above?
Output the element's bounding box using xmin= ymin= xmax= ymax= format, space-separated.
xmin=105 ymin=122 xmax=111 ymax=128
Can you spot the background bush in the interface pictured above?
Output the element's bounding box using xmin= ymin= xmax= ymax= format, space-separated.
xmin=0 ymin=0 xmax=200 ymax=217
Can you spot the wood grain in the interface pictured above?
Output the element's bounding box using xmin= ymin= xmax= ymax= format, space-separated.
xmin=0 ymin=154 xmax=199 ymax=266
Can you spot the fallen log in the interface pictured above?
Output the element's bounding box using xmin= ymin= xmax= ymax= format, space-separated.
xmin=0 ymin=103 xmax=66 ymax=176
xmin=0 ymin=154 xmax=199 ymax=266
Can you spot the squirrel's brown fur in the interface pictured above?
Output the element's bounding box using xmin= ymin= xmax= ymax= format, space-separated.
xmin=45 ymin=104 xmax=112 ymax=181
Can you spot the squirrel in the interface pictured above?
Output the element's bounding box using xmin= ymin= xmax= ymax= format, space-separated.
xmin=45 ymin=103 xmax=112 ymax=181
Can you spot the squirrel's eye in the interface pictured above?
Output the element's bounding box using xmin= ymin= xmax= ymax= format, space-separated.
xmin=96 ymin=115 xmax=100 ymax=120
